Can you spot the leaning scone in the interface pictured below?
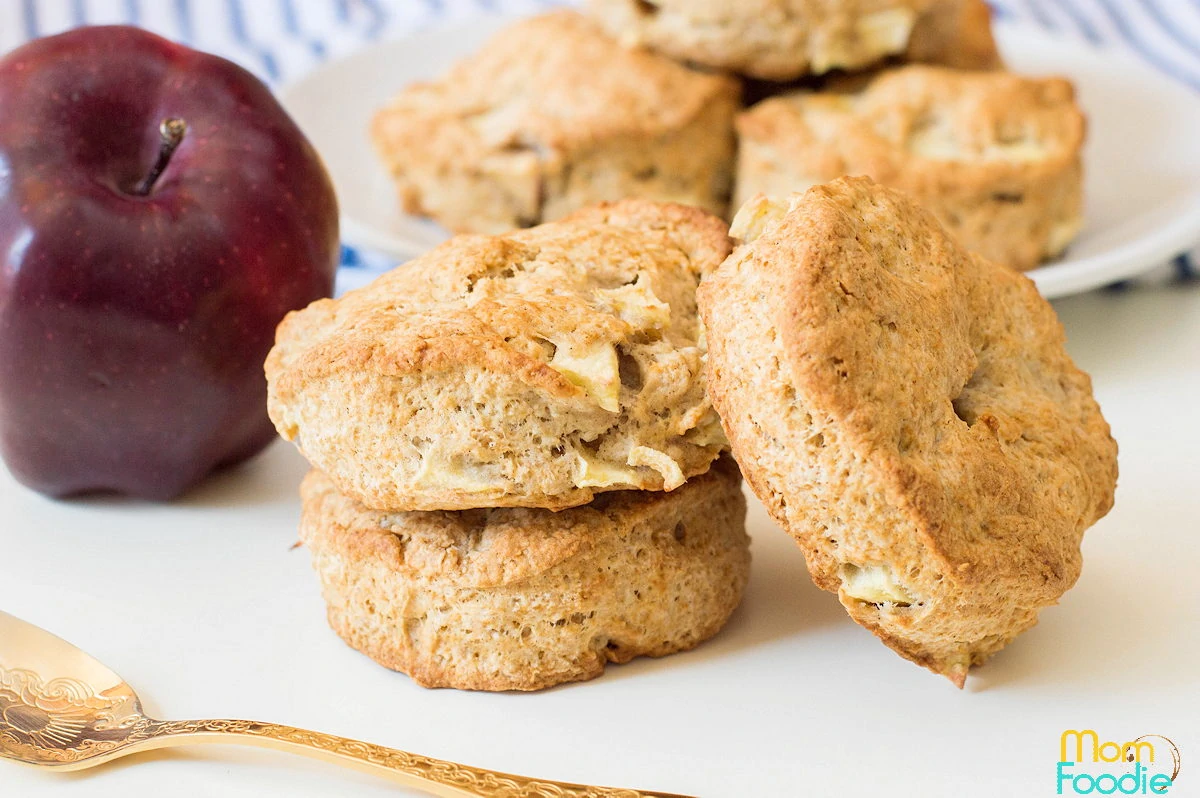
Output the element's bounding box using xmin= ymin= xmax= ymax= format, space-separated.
xmin=299 ymin=457 xmax=750 ymax=691
xmin=371 ymin=10 xmax=739 ymax=235
xmin=735 ymin=66 xmax=1085 ymax=271
xmin=699 ymin=180 xmax=1117 ymax=686
xmin=586 ymin=0 xmax=998 ymax=80
xmin=267 ymin=200 xmax=732 ymax=512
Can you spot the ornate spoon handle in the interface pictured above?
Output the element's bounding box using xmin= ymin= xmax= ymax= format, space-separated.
xmin=125 ymin=718 xmax=690 ymax=798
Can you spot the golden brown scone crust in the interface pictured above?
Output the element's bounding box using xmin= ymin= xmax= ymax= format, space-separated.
xmin=587 ymin=0 xmax=944 ymax=80
xmin=735 ymin=65 xmax=1085 ymax=272
xmin=267 ymin=200 xmax=732 ymax=512
xmin=371 ymin=10 xmax=739 ymax=235
xmin=698 ymin=179 xmax=1117 ymax=686
xmin=905 ymin=0 xmax=1001 ymax=70
xmin=299 ymin=457 xmax=750 ymax=691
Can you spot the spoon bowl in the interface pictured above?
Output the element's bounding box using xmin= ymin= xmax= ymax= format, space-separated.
xmin=0 ymin=611 xmax=147 ymax=769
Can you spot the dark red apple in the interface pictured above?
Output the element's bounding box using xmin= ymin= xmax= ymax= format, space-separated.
xmin=0 ymin=26 xmax=339 ymax=499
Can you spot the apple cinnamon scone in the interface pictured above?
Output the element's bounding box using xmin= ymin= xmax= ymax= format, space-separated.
xmin=586 ymin=0 xmax=998 ymax=80
xmin=299 ymin=456 xmax=749 ymax=691
xmin=371 ymin=10 xmax=739 ymax=235
xmin=698 ymin=180 xmax=1117 ymax=686
xmin=734 ymin=66 xmax=1085 ymax=271
xmin=266 ymin=200 xmax=732 ymax=512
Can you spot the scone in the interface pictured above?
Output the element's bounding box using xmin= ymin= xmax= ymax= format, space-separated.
xmin=698 ymin=180 xmax=1117 ymax=686
xmin=299 ymin=456 xmax=750 ymax=691
xmin=371 ymin=10 xmax=739 ymax=235
xmin=266 ymin=200 xmax=732 ymax=512
xmin=735 ymin=66 xmax=1085 ymax=271
xmin=586 ymin=0 xmax=998 ymax=81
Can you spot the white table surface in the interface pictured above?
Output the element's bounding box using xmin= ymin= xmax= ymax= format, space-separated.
xmin=1 ymin=284 xmax=1198 ymax=797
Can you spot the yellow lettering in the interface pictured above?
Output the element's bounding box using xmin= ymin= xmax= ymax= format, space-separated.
xmin=1099 ymin=742 xmax=1123 ymax=762
xmin=1061 ymin=730 xmax=1100 ymax=763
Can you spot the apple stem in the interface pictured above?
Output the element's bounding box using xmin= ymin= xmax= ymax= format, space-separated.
xmin=133 ymin=118 xmax=187 ymax=196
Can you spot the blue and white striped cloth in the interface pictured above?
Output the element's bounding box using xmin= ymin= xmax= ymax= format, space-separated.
xmin=0 ymin=1 xmax=561 ymax=87
xmin=1 ymin=0 xmax=1197 ymax=287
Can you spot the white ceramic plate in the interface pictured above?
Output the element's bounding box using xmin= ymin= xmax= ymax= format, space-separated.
xmin=281 ymin=15 xmax=1200 ymax=298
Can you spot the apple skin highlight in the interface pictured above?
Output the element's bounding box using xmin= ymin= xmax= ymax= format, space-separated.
xmin=0 ymin=25 xmax=340 ymax=500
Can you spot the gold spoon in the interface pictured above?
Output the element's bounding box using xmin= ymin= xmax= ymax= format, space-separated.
xmin=0 ymin=611 xmax=691 ymax=797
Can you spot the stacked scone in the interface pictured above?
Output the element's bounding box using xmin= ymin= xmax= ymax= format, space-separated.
xmin=373 ymin=3 xmax=1088 ymax=271
xmin=284 ymin=5 xmax=1120 ymax=690
xmin=269 ymin=180 xmax=1119 ymax=690
xmin=266 ymin=201 xmax=751 ymax=691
